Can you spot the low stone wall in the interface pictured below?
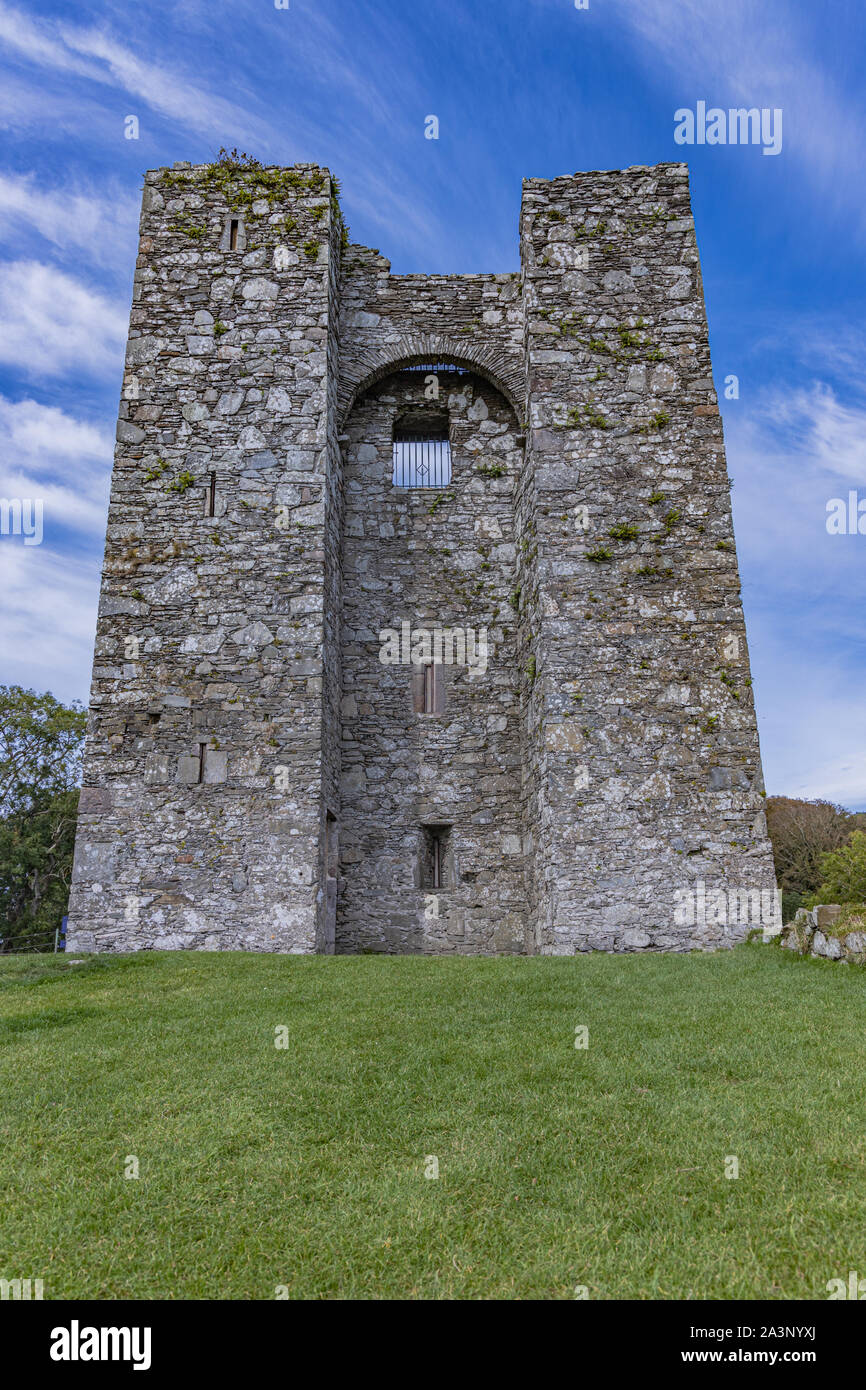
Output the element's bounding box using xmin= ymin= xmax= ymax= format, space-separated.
xmin=780 ymin=905 xmax=866 ymax=964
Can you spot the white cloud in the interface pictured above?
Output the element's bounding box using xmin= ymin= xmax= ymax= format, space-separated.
xmin=753 ymin=382 xmax=866 ymax=483
xmin=0 ymin=0 xmax=275 ymax=150
xmin=602 ymin=0 xmax=866 ymax=230
xmin=0 ymin=171 xmax=139 ymax=267
xmin=0 ymin=396 xmax=113 ymax=535
xmin=0 ymin=541 xmax=100 ymax=705
xmin=0 ymin=260 xmax=127 ymax=378
xmin=0 ymin=1 xmax=105 ymax=82
xmin=723 ymin=370 xmax=866 ymax=807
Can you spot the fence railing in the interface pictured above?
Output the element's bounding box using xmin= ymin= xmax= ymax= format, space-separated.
xmin=0 ymin=917 xmax=66 ymax=954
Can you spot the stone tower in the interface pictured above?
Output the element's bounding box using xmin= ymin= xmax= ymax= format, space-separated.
xmin=67 ymin=157 xmax=778 ymax=956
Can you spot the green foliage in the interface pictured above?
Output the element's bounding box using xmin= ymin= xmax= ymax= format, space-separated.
xmin=608 ymin=523 xmax=639 ymax=541
xmin=586 ymin=546 xmax=613 ymax=562
xmin=143 ymin=458 xmax=169 ymax=483
xmin=637 ymin=410 xmax=671 ymax=434
xmin=0 ymin=688 xmax=85 ymax=951
xmin=810 ymin=830 xmax=866 ymax=906
xmin=163 ymin=156 xmax=328 ymax=222
xmin=167 ymin=471 xmax=196 ymax=494
xmin=766 ymin=796 xmax=866 ymax=921
xmin=557 ymin=401 xmax=611 ymax=431
xmin=819 ymin=903 xmax=866 ymax=939
xmin=717 ymin=669 xmax=740 ymax=700
xmin=303 ymin=239 xmax=321 ymax=261
xmin=653 ymin=508 xmax=681 ymax=543
xmin=212 ymin=147 xmax=262 ymax=171
xmin=574 ymin=218 xmax=607 ymax=239
xmin=168 ymin=215 xmax=206 ymax=241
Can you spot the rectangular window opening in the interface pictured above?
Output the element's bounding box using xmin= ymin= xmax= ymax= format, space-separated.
xmin=392 ymin=420 xmax=451 ymax=488
xmin=421 ymin=824 xmax=452 ymax=890
xmin=325 ymin=811 xmax=339 ymax=879
xmin=196 ymin=742 xmax=207 ymax=784
xmin=424 ymin=662 xmax=443 ymax=713
xmin=412 ymin=662 xmax=445 ymax=714
xmin=206 ymin=471 xmax=217 ymax=517
xmin=229 ymin=219 xmax=239 ymax=251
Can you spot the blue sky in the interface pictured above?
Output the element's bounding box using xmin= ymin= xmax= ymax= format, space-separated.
xmin=0 ymin=0 xmax=864 ymax=805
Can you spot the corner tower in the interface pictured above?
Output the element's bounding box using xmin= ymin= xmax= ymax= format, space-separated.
xmin=67 ymin=158 xmax=345 ymax=952
xmin=517 ymin=163 xmax=776 ymax=951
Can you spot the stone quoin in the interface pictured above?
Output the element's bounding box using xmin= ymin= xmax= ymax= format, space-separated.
xmin=66 ymin=158 xmax=778 ymax=955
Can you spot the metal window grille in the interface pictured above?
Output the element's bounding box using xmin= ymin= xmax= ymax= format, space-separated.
xmin=392 ymin=431 xmax=452 ymax=488
xmin=401 ymin=362 xmax=469 ymax=375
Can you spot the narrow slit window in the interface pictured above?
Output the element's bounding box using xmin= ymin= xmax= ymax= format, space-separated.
xmin=197 ymin=742 xmax=207 ymax=784
xmin=392 ymin=420 xmax=451 ymax=488
xmin=325 ymin=811 xmax=339 ymax=879
xmin=206 ymin=471 xmax=217 ymax=517
xmin=424 ymin=662 xmax=443 ymax=713
xmin=412 ymin=662 xmax=445 ymax=714
xmin=229 ymin=219 xmax=239 ymax=251
xmin=421 ymin=825 xmax=452 ymax=890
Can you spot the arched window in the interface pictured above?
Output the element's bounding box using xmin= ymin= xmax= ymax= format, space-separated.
xmin=392 ymin=416 xmax=451 ymax=488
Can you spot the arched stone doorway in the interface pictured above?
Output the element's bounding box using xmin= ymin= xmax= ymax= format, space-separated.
xmin=335 ymin=361 xmax=529 ymax=953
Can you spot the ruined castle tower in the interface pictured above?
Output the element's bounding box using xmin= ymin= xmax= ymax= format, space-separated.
xmin=67 ymin=158 xmax=778 ymax=955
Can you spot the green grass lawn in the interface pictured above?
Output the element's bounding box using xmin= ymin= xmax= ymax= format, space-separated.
xmin=0 ymin=943 xmax=863 ymax=1300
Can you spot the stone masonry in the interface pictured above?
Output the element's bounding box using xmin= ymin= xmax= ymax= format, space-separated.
xmin=67 ymin=157 xmax=778 ymax=955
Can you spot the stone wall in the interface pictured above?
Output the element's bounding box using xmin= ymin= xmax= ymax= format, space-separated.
xmin=780 ymin=906 xmax=866 ymax=964
xmin=67 ymin=157 xmax=778 ymax=955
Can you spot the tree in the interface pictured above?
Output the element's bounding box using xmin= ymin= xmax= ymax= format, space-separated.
xmin=810 ymin=830 xmax=866 ymax=906
xmin=765 ymin=796 xmax=866 ymax=922
xmin=0 ymin=687 xmax=86 ymax=951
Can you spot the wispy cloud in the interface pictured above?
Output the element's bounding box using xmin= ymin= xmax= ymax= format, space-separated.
xmin=0 ymin=540 xmax=101 ymax=703
xmin=0 ymin=395 xmax=113 ymax=535
xmin=725 ymin=360 xmax=866 ymax=806
xmin=0 ymin=1 xmax=105 ymax=82
xmin=0 ymin=260 xmax=127 ymax=379
xmin=603 ymin=0 xmax=866 ymax=225
xmin=0 ymin=0 xmax=276 ymax=150
xmin=0 ymin=171 xmax=139 ymax=268
xmin=0 ymin=0 xmax=461 ymax=262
